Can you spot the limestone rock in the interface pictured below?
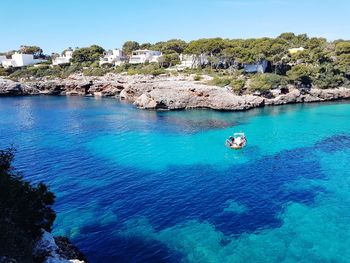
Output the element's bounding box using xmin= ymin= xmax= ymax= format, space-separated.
xmin=2 ymin=74 xmax=350 ymax=111
xmin=34 ymin=231 xmax=87 ymax=263
xmin=0 ymin=79 xmax=38 ymax=96
xmin=134 ymin=94 xmax=158 ymax=109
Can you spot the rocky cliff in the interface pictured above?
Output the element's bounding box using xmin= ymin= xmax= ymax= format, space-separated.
xmin=34 ymin=231 xmax=87 ymax=263
xmin=1 ymin=74 xmax=350 ymax=111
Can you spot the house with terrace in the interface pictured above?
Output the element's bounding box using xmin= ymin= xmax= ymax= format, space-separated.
xmin=52 ymin=49 xmax=73 ymax=65
xmin=0 ymin=55 xmax=6 ymax=65
xmin=99 ymin=49 xmax=126 ymax=67
xmin=173 ymin=54 xmax=208 ymax=70
xmin=1 ymin=52 xmax=47 ymax=68
xmin=128 ymin=50 xmax=162 ymax=64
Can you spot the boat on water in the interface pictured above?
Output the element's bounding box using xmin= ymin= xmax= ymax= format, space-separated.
xmin=225 ymin=133 xmax=247 ymax=150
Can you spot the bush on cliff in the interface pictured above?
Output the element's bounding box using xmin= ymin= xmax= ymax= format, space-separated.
xmin=207 ymin=75 xmax=246 ymax=93
xmin=208 ymin=76 xmax=232 ymax=87
xmin=248 ymin=73 xmax=286 ymax=92
xmin=127 ymin=63 xmax=166 ymax=76
xmin=230 ymin=78 xmax=246 ymax=93
xmin=312 ymin=65 xmax=348 ymax=89
xmin=286 ymin=64 xmax=316 ymax=86
xmin=83 ymin=67 xmax=110 ymax=76
xmin=0 ymin=148 xmax=56 ymax=262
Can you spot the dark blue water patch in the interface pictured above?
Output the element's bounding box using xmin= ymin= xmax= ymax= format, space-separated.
xmin=314 ymin=134 xmax=350 ymax=153
xmin=7 ymin=133 xmax=337 ymax=263
xmin=154 ymin=112 xmax=243 ymax=134
xmin=46 ymin=143 xmax=325 ymax=250
xmin=110 ymin=145 xmax=324 ymax=233
xmin=54 ymin=142 xmax=326 ymax=262
xmin=75 ymin=224 xmax=182 ymax=263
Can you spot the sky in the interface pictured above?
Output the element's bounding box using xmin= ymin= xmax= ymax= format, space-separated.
xmin=1 ymin=0 xmax=349 ymax=53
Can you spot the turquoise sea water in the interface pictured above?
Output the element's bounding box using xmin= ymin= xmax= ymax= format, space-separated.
xmin=1 ymin=96 xmax=350 ymax=262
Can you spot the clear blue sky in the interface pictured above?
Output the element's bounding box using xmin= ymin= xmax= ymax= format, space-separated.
xmin=2 ymin=0 xmax=349 ymax=53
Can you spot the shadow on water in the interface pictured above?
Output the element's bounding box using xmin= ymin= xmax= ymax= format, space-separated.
xmin=314 ymin=134 xmax=350 ymax=153
xmin=76 ymin=224 xmax=182 ymax=263
xmin=65 ymin=134 xmax=350 ymax=262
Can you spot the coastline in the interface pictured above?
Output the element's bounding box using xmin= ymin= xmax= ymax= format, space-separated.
xmin=1 ymin=74 xmax=350 ymax=111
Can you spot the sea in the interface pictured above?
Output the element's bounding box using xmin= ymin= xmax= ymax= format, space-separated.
xmin=1 ymin=96 xmax=350 ymax=262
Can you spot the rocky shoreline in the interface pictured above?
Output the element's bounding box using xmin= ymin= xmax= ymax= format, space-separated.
xmin=34 ymin=231 xmax=87 ymax=263
xmin=1 ymin=74 xmax=350 ymax=111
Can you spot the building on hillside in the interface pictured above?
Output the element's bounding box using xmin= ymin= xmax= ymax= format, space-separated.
xmin=128 ymin=50 xmax=162 ymax=64
xmin=288 ymin=47 xmax=305 ymax=55
xmin=244 ymin=60 xmax=269 ymax=73
xmin=52 ymin=50 xmax=73 ymax=65
xmin=99 ymin=49 xmax=126 ymax=67
xmin=1 ymin=53 xmax=47 ymax=68
xmin=0 ymin=55 xmax=6 ymax=65
xmin=175 ymin=54 xmax=208 ymax=70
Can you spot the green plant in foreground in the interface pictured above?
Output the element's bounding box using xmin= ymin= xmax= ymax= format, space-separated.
xmin=0 ymin=148 xmax=56 ymax=262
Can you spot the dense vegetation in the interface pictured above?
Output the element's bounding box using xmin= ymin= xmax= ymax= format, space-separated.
xmin=0 ymin=148 xmax=56 ymax=262
xmin=1 ymin=33 xmax=350 ymax=92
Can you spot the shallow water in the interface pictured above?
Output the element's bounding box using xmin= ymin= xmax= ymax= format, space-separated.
xmin=1 ymin=96 xmax=350 ymax=262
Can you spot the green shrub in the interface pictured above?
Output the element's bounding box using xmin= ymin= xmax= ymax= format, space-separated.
xmin=149 ymin=68 xmax=166 ymax=76
xmin=170 ymin=71 xmax=179 ymax=77
xmin=83 ymin=67 xmax=110 ymax=76
xmin=209 ymin=76 xmax=232 ymax=87
xmin=193 ymin=74 xmax=202 ymax=81
xmin=90 ymin=61 xmax=100 ymax=68
xmin=231 ymin=78 xmax=246 ymax=93
xmin=127 ymin=63 xmax=166 ymax=76
xmin=114 ymin=65 xmax=127 ymax=73
xmin=248 ymin=73 xmax=286 ymax=92
xmin=286 ymin=64 xmax=315 ymax=85
xmin=0 ymin=148 xmax=56 ymax=262
xmin=60 ymin=64 xmax=82 ymax=78
xmin=182 ymin=67 xmax=203 ymax=75
xmin=0 ymin=67 xmax=17 ymax=76
xmin=312 ymin=66 xmax=346 ymax=89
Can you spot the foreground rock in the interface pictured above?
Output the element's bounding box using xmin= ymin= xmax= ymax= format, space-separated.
xmin=1 ymin=74 xmax=350 ymax=111
xmin=0 ymin=79 xmax=39 ymax=96
xmin=34 ymin=231 xmax=87 ymax=263
xmin=126 ymin=79 xmax=265 ymax=110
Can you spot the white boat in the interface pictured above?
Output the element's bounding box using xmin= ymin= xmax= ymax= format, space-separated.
xmin=225 ymin=133 xmax=247 ymax=150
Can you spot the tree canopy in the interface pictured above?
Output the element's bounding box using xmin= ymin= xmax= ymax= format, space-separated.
xmin=19 ymin=45 xmax=43 ymax=58
xmin=122 ymin=41 xmax=140 ymax=56
xmin=71 ymin=45 xmax=105 ymax=64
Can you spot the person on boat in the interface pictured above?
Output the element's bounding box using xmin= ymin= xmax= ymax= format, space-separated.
xmin=227 ymin=136 xmax=235 ymax=146
xmin=235 ymin=136 xmax=242 ymax=146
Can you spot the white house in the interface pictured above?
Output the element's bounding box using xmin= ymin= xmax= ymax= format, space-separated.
xmin=1 ymin=53 xmax=47 ymax=68
xmin=0 ymin=55 xmax=6 ymax=65
xmin=175 ymin=54 xmax=208 ymax=70
xmin=99 ymin=49 xmax=126 ymax=66
xmin=52 ymin=50 xmax=73 ymax=65
xmin=288 ymin=47 xmax=305 ymax=55
xmin=128 ymin=50 xmax=162 ymax=64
